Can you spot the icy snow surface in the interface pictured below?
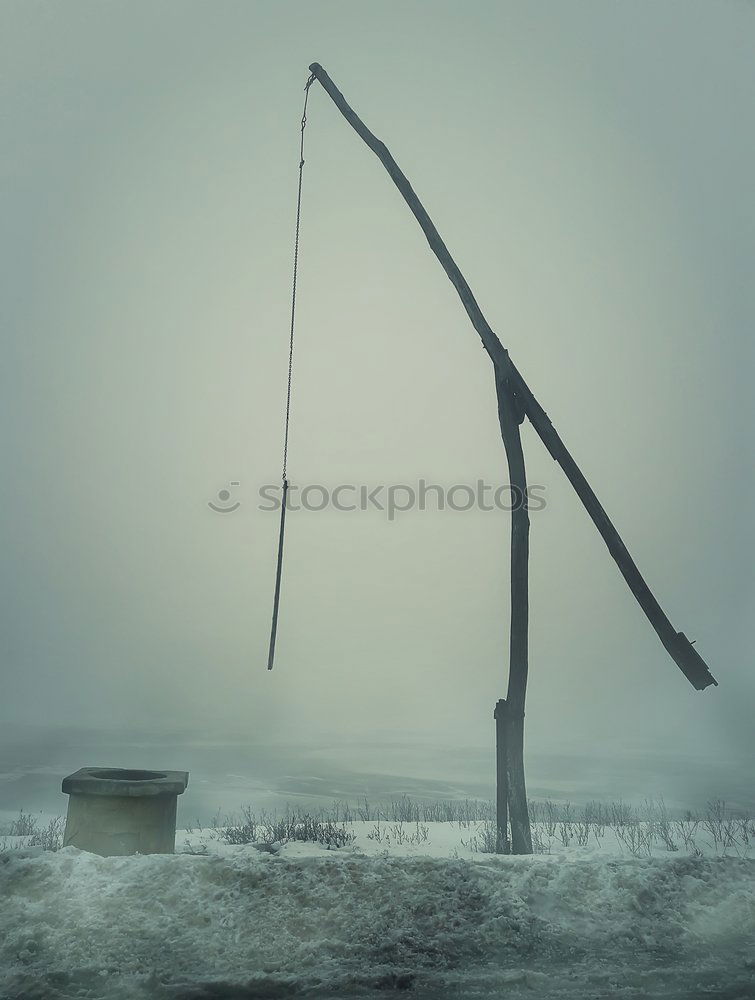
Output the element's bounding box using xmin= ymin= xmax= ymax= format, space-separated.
xmin=2 ymin=829 xmax=754 ymax=1000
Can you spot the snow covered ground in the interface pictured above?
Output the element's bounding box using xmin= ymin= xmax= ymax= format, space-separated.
xmin=2 ymin=822 xmax=754 ymax=1000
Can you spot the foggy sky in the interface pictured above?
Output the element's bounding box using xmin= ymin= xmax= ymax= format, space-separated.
xmin=1 ymin=1 xmax=753 ymax=773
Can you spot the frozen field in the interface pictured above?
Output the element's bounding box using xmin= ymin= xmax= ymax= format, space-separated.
xmin=2 ymin=724 xmax=753 ymax=831
xmin=2 ymin=726 xmax=753 ymax=997
xmin=2 ymin=818 xmax=754 ymax=1000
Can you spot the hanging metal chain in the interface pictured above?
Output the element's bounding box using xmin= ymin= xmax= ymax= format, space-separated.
xmin=268 ymin=71 xmax=315 ymax=671
xmin=281 ymin=71 xmax=315 ymax=482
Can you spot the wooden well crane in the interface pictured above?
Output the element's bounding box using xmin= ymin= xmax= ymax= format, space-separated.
xmin=268 ymin=63 xmax=718 ymax=854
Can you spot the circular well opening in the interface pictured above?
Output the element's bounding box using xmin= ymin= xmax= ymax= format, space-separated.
xmin=93 ymin=769 xmax=167 ymax=781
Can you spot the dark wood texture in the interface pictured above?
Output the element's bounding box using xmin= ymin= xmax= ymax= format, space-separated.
xmin=494 ymin=700 xmax=510 ymax=854
xmin=495 ymin=374 xmax=533 ymax=854
xmin=267 ymin=479 xmax=289 ymax=670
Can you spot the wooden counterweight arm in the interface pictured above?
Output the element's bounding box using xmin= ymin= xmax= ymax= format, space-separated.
xmin=307 ymin=61 xmax=717 ymax=691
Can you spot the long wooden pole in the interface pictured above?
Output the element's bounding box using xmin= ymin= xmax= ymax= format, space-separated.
xmin=307 ymin=61 xmax=716 ymax=693
xmin=496 ymin=373 xmax=533 ymax=854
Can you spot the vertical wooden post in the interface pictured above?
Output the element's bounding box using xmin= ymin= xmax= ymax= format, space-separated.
xmin=301 ymin=63 xmax=716 ymax=865
xmin=494 ymin=699 xmax=510 ymax=853
xmin=496 ymin=370 xmax=533 ymax=855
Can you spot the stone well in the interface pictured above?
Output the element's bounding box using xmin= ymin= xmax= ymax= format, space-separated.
xmin=61 ymin=767 xmax=189 ymax=857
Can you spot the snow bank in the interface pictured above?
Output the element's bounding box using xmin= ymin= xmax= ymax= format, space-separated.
xmin=2 ymin=838 xmax=754 ymax=1000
